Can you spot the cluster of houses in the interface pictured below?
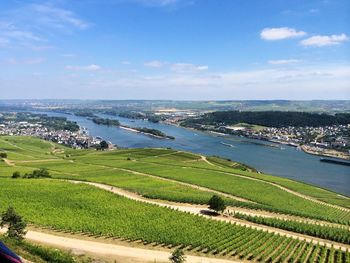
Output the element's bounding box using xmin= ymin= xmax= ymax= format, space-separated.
xmin=0 ymin=121 xmax=114 ymax=150
xmin=215 ymin=124 xmax=350 ymax=155
xmin=261 ymin=125 xmax=349 ymax=149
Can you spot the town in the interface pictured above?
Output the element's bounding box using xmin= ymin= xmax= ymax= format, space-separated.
xmin=213 ymin=124 xmax=350 ymax=159
xmin=0 ymin=114 xmax=114 ymax=150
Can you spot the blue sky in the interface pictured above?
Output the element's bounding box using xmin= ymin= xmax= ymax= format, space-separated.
xmin=0 ymin=0 xmax=349 ymax=100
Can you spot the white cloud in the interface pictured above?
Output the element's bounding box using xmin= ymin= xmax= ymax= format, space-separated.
xmin=30 ymin=4 xmax=89 ymax=30
xmin=62 ymin=54 xmax=77 ymax=58
xmin=300 ymin=34 xmax=349 ymax=47
xmin=0 ymin=37 xmax=9 ymax=47
xmin=132 ymin=0 xmax=190 ymax=7
xmin=309 ymin=9 xmax=320 ymax=13
xmin=7 ymin=57 xmax=45 ymax=65
xmin=2 ymin=30 xmax=43 ymax=42
xmin=27 ymin=45 xmax=53 ymax=51
xmin=23 ymin=58 xmax=45 ymax=65
xmin=261 ymin=27 xmax=306 ymax=40
xmin=170 ymin=63 xmax=208 ymax=72
xmin=268 ymin=59 xmax=300 ymax=65
xmin=144 ymin=60 xmax=165 ymax=67
xmin=0 ymin=4 xmax=88 ymax=50
xmin=74 ymin=64 xmax=350 ymax=100
xmin=65 ymin=64 xmax=101 ymax=71
xmin=143 ymin=60 xmax=208 ymax=72
xmin=121 ymin=61 xmax=131 ymax=65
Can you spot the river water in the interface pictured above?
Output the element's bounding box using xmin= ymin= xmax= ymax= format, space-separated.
xmin=42 ymin=112 xmax=350 ymax=196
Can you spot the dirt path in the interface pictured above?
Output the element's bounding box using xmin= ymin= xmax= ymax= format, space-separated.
xmin=14 ymin=159 xmax=60 ymax=163
xmin=200 ymin=155 xmax=216 ymax=166
xmin=0 ymin=228 xmax=239 ymax=263
xmin=69 ymin=180 xmax=350 ymax=251
xmin=3 ymin=158 xmax=15 ymax=166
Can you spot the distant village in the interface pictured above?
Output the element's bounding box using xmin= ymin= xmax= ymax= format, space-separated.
xmin=211 ymin=124 xmax=349 ymax=159
xmin=0 ymin=120 xmax=114 ymax=150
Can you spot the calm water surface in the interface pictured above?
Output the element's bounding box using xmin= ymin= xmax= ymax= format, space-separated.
xmin=42 ymin=112 xmax=350 ymax=196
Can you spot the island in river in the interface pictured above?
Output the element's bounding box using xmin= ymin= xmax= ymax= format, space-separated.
xmin=91 ymin=117 xmax=174 ymax=140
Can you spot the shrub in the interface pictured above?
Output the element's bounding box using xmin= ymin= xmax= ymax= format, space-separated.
xmin=23 ymin=169 xmax=51 ymax=179
xmin=12 ymin=171 xmax=21 ymax=179
xmin=0 ymin=207 xmax=27 ymax=240
xmin=169 ymin=248 xmax=186 ymax=263
xmin=208 ymin=195 xmax=226 ymax=213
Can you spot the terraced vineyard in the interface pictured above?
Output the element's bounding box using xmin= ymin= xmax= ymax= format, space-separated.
xmin=0 ymin=136 xmax=350 ymax=262
xmin=233 ymin=213 xmax=350 ymax=244
xmin=0 ymin=179 xmax=348 ymax=262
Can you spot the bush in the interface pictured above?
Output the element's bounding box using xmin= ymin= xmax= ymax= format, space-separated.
xmin=169 ymin=248 xmax=186 ymax=263
xmin=0 ymin=152 xmax=7 ymax=158
xmin=12 ymin=171 xmax=21 ymax=178
xmin=23 ymin=169 xmax=51 ymax=179
xmin=208 ymin=195 xmax=226 ymax=213
xmin=0 ymin=207 xmax=27 ymax=240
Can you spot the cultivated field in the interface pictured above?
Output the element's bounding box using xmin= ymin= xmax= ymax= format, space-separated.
xmin=0 ymin=136 xmax=349 ymax=262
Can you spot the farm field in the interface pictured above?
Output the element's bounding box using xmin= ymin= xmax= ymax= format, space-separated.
xmin=0 ymin=179 xmax=349 ymax=263
xmin=0 ymin=135 xmax=350 ymax=262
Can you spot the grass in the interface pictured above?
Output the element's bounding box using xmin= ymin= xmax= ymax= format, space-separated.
xmin=0 ymin=235 xmax=76 ymax=263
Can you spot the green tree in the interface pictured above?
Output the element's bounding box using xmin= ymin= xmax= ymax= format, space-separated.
xmin=23 ymin=168 xmax=51 ymax=179
xmin=169 ymin=248 xmax=186 ymax=263
xmin=0 ymin=152 xmax=7 ymax=158
xmin=12 ymin=171 xmax=21 ymax=178
xmin=100 ymin=140 xmax=109 ymax=150
xmin=0 ymin=207 xmax=27 ymax=240
xmin=208 ymin=195 xmax=226 ymax=213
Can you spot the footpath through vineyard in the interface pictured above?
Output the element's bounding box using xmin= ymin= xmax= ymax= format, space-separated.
xmin=151 ymin=154 xmax=350 ymax=213
xmin=68 ymin=180 xmax=350 ymax=251
xmin=0 ymin=228 xmax=239 ymax=263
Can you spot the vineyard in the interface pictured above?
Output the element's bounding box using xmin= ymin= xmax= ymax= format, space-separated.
xmin=0 ymin=179 xmax=349 ymax=262
xmin=1 ymin=136 xmax=350 ymax=262
xmin=67 ymin=153 xmax=350 ymax=224
xmin=233 ymin=213 xmax=350 ymax=244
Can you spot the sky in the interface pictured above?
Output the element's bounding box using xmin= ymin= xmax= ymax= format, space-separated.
xmin=0 ymin=0 xmax=349 ymax=100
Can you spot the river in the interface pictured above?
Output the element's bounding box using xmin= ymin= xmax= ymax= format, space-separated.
xmin=41 ymin=112 xmax=350 ymax=196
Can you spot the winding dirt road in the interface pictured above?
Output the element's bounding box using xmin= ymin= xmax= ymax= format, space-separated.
xmin=0 ymin=228 xmax=239 ymax=263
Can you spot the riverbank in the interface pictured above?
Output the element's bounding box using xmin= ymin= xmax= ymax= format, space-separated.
xmin=301 ymin=145 xmax=350 ymax=161
xmin=177 ymin=125 xmax=349 ymax=161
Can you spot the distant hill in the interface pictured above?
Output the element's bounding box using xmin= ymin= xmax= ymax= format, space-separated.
xmin=0 ymin=100 xmax=349 ymax=113
xmin=181 ymin=111 xmax=350 ymax=128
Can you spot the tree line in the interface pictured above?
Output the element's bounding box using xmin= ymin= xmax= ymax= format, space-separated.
xmin=181 ymin=111 xmax=350 ymax=128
